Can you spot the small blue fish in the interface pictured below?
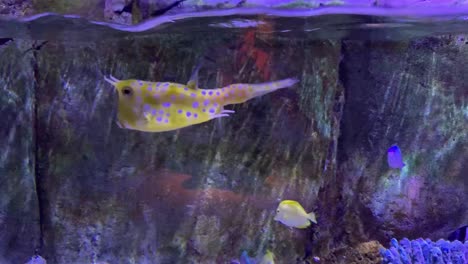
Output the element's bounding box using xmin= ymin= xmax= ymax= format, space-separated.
xmin=387 ymin=144 xmax=406 ymax=169
xmin=241 ymin=251 xmax=253 ymax=264
xmin=238 ymin=250 xmax=275 ymax=264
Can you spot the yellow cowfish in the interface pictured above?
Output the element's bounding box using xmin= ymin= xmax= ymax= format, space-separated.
xmin=258 ymin=249 xmax=275 ymax=264
xmin=104 ymin=67 xmax=298 ymax=132
xmin=273 ymin=200 xmax=317 ymax=229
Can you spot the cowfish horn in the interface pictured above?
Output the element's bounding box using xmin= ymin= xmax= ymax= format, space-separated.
xmin=104 ymin=75 xmax=120 ymax=87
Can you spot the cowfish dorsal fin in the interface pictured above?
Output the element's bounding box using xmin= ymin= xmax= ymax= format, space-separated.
xmin=186 ymin=80 xmax=197 ymax=90
xmin=186 ymin=60 xmax=203 ymax=90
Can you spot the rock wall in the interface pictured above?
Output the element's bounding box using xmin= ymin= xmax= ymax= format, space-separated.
xmin=28 ymin=33 xmax=341 ymax=263
xmin=1 ymin=1 xmax=468 ymax=264
xmin=0 ymin=41 xmax=40 ymax=263
xmin=335 ymin=36 xmax=468 ymax=245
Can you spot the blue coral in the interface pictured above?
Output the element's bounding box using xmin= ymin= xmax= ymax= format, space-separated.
xmin=380 ymin=238 xmax=468 ymax=264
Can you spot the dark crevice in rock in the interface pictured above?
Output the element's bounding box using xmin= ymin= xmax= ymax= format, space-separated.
xmin=336 ymin=38 xmax=387 ymax=249
xmin=336 ymin=40 xmax=349 ymax=166
xmin=22 ymin=41 xmax=48 ymax=55
xmin=114 ymin=0 xmax=134 ymax=15
xmin=31 ymin=45 xmax=45 ymax=257
xmin=150 ymin=0 xmax=187 ymax=17
xmin=0 ymin=38 xmax=13 ymax=47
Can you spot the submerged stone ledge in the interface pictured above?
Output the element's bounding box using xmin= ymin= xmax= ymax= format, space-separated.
xmin=3 ymin=0 xmax=468 ymax=25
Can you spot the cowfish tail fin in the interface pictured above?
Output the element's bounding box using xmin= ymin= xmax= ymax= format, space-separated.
xmin=307 ymin=212 xmax=317 ymax=224
xmin=222 ymin=77 xmax=299 ymax=105
xmin=250 ymin=77 xmax=299 ymax=98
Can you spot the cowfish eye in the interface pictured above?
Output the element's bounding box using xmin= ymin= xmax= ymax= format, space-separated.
xmin=122 ymin=87 xmax=133 ymax=96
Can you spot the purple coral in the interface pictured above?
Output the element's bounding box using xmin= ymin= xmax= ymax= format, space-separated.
xmin=380 ymin=238 xmax=468 ymax=264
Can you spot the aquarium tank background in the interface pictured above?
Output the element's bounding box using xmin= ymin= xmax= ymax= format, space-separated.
xmin=0 ymin=0 xmax=467 ymax=263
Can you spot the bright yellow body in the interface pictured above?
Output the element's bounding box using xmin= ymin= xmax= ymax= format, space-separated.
xmin=273 ymin=200 xmax=317 ymax=229
xmin=104 ymin=75 xmax=298 ymax=132
xmin=258 ymin=250 xmax=275 ymax=264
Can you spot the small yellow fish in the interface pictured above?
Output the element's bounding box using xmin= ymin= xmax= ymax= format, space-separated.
xmin=258 ymin=249 xmax=275 ymax=264
xmin=104 ymin=68 xmax=298 ymax=132
xmin=273 ymin=200 xmax=317 ymax=229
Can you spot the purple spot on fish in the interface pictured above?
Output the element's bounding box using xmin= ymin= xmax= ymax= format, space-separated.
xmin=178 ymin=109 xmax=183 ymax=114
xmin=143 ymin=104 xmax=151 ymax=111
xmin=202 ymin=109 xmax=206 ymax=112
xmin=216 ymin=92 xmax=220 ymax=96
xmin=138 ymin=80 xmax=143 ymax=86
xmin=202 ymin=91 xmax=206 ymax=95
xmin=151 ymin=109 xmax=157 ymax=115
xmin=148 ymin=86 xmax=152 ymax=92
xmin=192 ymin=101 xmax=199 ymax=108
xmin=203 ymin=100 xmax=210 ymax=106
xmin=159 ymin=110 xmax=164 ymax=115
xmin=191 ymin=93 xmax=196 ymax=97
xmin=184 ymin=87 xmax=188 ymax=91
xmin=157 ymin=117 xmax=162 ymax=122
xmin=230 ymin=90 xmax=235 ymax=95
xmin=170 ymin=95 xmax=176 ymax=101
xmin=164 ymin=119 xmax=169 ymax=123
xmin=166 ymin=113 xmax=170 ymax=117
xmin=162 ymin=102 xmax=171 ymax=108
xmin=214 ymin=103 xmax=218 ymax=107
xmin=180 ymin=94 xmax=185 ymax=99
xmin=387 ymin=145 xmax=405 ymax=169
xmin=209 ymin=91 xmax=213 ymax=96
xmin=209 ymin=108 xmax=215 ymax=113
xmin=160 ymin=84 xmax=168 ymax=91
xmin=186 ymin=111 xmax=192 ymax=117
xmin=194 ymin=113 xmax=198 ymax=118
